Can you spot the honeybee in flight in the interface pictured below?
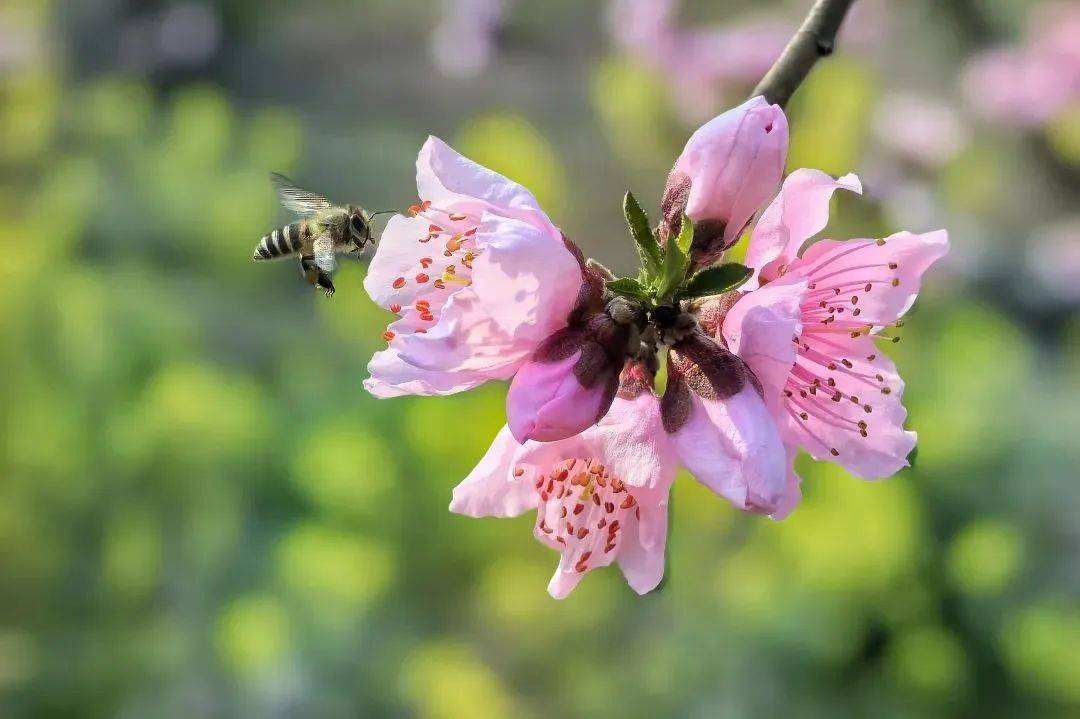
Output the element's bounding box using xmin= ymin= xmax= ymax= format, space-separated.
xmin=253 ymin=173 xmax=391 ymax=297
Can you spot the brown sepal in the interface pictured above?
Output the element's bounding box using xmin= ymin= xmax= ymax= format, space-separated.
xmin=532 ymin=326 xmax=586 ymax=364
xmin=694 ymin=292 xmax=742 ymax=337
xmin=563 ymin=234 xmax=605 ymax=325
xmin=660 ymin=360 xmax=693 ymax=434
xmin=688 ymin=219 xmax=728 ymax=269
xmin=672 ymin=330 xmax=746 ymax=400
xmin=616 ymin=361 xmax=654 ymax=400
xmin=657 ymin=170 xmax=691 ymax=247
xmin=572 ymin=340 xmax=614 ymax=388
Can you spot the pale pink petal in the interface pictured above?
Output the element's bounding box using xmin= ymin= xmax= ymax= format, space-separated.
xmin=470 ymin=213 xmax=580 ymax=342
xmin=531 ymin=455 xmax=662 ymax=599
xmin=745 ymin=169 xmax=862 ymax=286
xmin=514 ymin=394 xmax=676 ymax=491
xmin=392 ymin=288 xmax=528 ymax=376
xmin=769 ymin=446 xmax=803 ymax=521
xmin=720 ymin=276 xmax=807 ymax=415
xmin=617 ymin=491 xmax=668 ymax=594
xmin=792 ymin=229 xmax=949 ymax=325
xmin=671 ymin=386 xmax=787 ymax=513
xmin=364 ymin=347 xmax=490 ymax=398
xmin=364 ymin=213 xmax=455 ymax=309
xmin=782 ymin=333 xmax=915 ymax=479
xmin=449 ymin=426 xmax=539 ymax=518
xmin=416 ymin=136 xmax=549 ymax=224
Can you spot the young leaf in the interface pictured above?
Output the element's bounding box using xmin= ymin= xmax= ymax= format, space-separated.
xmin=656 ymin=214 xmax=694 ymax=299
xmin=679 ymin=263 xmax=753 ymax=299
xmin=606 ymin=277 xmax=651 ymax=302
xmin=623 ymin=191 xmax=662 ymax=281
xmin=675 ymin=212 xmax=694 ymax=255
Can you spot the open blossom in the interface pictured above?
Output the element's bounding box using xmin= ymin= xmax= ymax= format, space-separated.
xmin=453 ymin=362 xmax=791 ymax=597
xmin=722 ymin=169 xmax=949 ymax=479
xmin=452 ymin=371 xmax=674 ymax=598
xmin=659 ymin=96 xmax=788 ymax=268
xmin=364 ymin=136 xmax=584 ymax=398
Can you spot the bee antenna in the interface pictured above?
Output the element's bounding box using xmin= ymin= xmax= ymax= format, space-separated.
xmin=368 ymin=210 xmax=398 ymax=218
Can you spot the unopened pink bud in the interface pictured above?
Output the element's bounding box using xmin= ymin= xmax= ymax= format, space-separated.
xmin=506 ymin=351 xmax=612 ymax=443
xmin=661 ymin=96 xmax=788 ymax=261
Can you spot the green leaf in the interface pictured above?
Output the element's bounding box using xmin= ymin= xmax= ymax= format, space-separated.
xmin=623 ymin=191 xmax=662 ymax=281
xmin=606 ymin=277 xmax=651 ymax=302
xmin=674 ymin=212 xmax=694 ymax=255
xmin=655 ymin=214 xmax=694 ymax=299
xmin=679 ymin=263 xmax=753 ymax=299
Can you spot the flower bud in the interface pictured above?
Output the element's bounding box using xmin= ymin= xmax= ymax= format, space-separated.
xmin=507 ymin=349 xmax=613 ymax=443
xmin=660 ymin=96 xmax=788 ymax=267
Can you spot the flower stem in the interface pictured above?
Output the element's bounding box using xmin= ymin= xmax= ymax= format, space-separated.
xmin=750 ymin=0 xmax=858 ymax=108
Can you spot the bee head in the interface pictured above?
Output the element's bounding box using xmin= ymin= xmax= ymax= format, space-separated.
xmin=348 ymin=209 xmax=371 ymax=249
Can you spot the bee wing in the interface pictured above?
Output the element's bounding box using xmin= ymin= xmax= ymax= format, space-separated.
xmin=313 ymin=232 xmax=338 ymax=275
xmin=271 ymin=172 xmax=333 ymax=216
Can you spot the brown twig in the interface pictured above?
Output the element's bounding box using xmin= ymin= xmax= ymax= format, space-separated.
xmin=750 ymin=0 xmax=858 ymax=108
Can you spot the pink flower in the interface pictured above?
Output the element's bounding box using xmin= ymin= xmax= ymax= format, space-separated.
xmin=873 ymin=92 xmax=969 ymax=168
xmin=452 ymin=374 xmax=675 ymax=598
xmin=962 ymin=2 xmax=1080 ymax=128
xmin=453 ymin=359 xmax=791 ymax=597
xmin=607 ymin=0 xmax=791 ymax=121
xmin=727 ymin=169 xmax=949 ymax=479
xmin=659 ymin=96 xmax=788 ymax=267
xmin=430 ymin=0 xmax=507 ymax=79
xmin=364 ymin=136 xmax=584 ymax=398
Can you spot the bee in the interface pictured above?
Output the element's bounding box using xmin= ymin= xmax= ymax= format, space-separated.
xmin=252 ymin=173 xmax=390 ymax=297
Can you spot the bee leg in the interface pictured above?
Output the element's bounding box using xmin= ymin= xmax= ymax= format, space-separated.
xmin=300 ymin=256 xmax=320 ymax=287
xmin=320 ymin=275 xmax=336 ymax=297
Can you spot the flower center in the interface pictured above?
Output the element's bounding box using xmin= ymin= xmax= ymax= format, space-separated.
xmin=781 ymin=239 xmax=906 ymax=456
xmin=527 ymin=458 xmax=640 ymax=573
xmin=384 ymin=200 xmax=481 ymax=338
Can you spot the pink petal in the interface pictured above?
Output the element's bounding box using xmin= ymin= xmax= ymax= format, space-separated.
xmin=364 ymin=346 xmax=491 ymax=398
xmin=393 ymin=287 xmax=529 ymax=376
xmin=515 ymin=394 xmax=677 ymax=491
xmin=746 ymin=169 xmax=862 ymax=286
xmin=364 ymin=213 xmax=456 ymax=309
xmin=792 ymin=229 xmax=949 ymax=326
xmin=416 ymin=136 xmax=550 ymax=225
xmin=617 ymin=491 xmax=668 ymax=595
xmin=449 ymin=426 xmax=539 ymax=518
xmin=768 ymin=446 xmax=803 ymax=521
xmin=537 ymin=459 xmax=658 ymax=600
xmin=470 ymin=213 xmax=580 ymax=343
xmin=670 ymin=386 xmax=787 ymax=513
xmin=720 ymin=277 xmax=807 ymax=416
xmin=781 ymin=333 xmax=915 ymax=479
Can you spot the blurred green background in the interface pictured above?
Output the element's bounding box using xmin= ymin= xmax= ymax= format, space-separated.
xmin=1 ymin=0 xmax=1078 ymax=716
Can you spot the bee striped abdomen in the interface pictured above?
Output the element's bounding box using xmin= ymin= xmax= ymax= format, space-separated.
xmin=253 ymin=222 xmax=308 ymax=260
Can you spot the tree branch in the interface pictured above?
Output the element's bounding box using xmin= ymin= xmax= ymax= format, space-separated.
xmin=750 ymin=0 xmax=857 ymax=108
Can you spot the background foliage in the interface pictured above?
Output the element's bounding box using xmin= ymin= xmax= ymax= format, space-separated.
xmin=0 ymin=0 xmax=1077 ymax=716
